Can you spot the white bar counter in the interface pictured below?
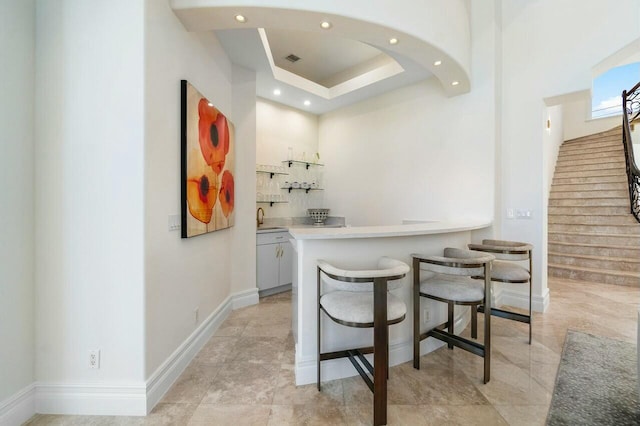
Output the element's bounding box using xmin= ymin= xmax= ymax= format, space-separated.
xmin=288 ymin=218 xmax=492 ymax=385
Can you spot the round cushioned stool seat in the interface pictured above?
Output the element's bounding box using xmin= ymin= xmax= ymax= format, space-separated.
xmin=420 ymin=273 xmax=485 ymax=303
xmin=320 ymin=291 xmax=407 ymax=325
xmin=491 ymin=260 xmax=530 ymax=282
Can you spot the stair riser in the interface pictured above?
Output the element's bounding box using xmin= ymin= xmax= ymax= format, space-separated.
xmin=549 ymin=198 xmax=629 ymax=207
xmin=557 ymin=149 xmax=624 ymax=161
xmin=552 ymin=176 xmax=627 ymax=184
xmin=547 ymin=214 xmax=639 ymax=225
xmin=549 ymin=190 xmax=628 ymax=199
xmin=549 ymin=267 xmax=639 ymax=287
xmin=548 ymin=243 xmax=640 ymax=258
xmin=551 ymin=183 xmax=627 ymax=192
xmin=554 ymin=162 xmax=626 ymax=172
xmin=555 ymin=157 xmax=624 ymax=167
xmin=548 ymin=255 xmax=640 ymax=272
xmin=563 ymin=130 xmax=622 ymax=145
xmin=548 ymin=223 xmax=640 ymax=234
xmin=549 ymin=233 xmax=640 ymax=245
xmin=548 ymin=206 xmax=631 ymax=215
xmin=561 ymin=142 xmax=623 ymax=152
xmin=553 ymin=169 xmax=626 ymax=179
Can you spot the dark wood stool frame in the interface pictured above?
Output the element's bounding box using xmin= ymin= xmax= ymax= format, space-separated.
xmin=412 ymin=255 xmax=493 ymax=384
xmin=469 ymin=244 xmax=533 ymax=344
xmin=317 ymin=265 xmax=407 ymax=426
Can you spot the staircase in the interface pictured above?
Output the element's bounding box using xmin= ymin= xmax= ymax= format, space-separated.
xmin=548 ymin=126 xmax=640 ymax=287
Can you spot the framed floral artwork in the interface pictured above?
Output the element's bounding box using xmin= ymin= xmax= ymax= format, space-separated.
xmin=181 ymin=80 xmax=235 ymax=238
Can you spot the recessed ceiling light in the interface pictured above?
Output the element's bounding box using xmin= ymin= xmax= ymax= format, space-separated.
xmin=433 ymin=60 xmax=442 ymax=66
xmin=388 ymin=38 xmax=399 ymax=45
xmin=234 ymin=14 xmax=247 ymax=23
xmin=451 ymin=81 xmax=459 ymax=86
xmin=304 ymin=100 xmax=311 ymax=106
xmin=273 ymin=89 xmax=281 ymax=96
xmin=320 ymin=21 xmax=332 ymax=29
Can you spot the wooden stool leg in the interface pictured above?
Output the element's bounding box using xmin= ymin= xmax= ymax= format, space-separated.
xmin=471 ymin=305 xmax=478 ymax=339
xmin=528 ymin=253 xmax=533 ymax=345
xmin=413 ymin=258 xmax=421 ymax=369
xmin=483 ymin=266 xmax=491 ymax=384
xmin=448 ymin=302 xmax=454 ymax=350
xmin=373 ymin=277 xmax=388 ymax=426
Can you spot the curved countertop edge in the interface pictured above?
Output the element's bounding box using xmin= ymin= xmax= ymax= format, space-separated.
xmin=288 ymin=218 xmax=493 ymax=240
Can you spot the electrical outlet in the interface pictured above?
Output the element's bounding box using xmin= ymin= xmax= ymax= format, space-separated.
xmin=89 ymin=349 xmax=100 ymax=369
xmin=422 ymin=309 xmax=430 ymax=323
xmin=194 ymin=307 xmax=199 ymax=325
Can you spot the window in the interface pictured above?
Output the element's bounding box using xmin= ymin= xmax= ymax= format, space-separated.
xmin=591 ymin=62 xmax=640 ymax=119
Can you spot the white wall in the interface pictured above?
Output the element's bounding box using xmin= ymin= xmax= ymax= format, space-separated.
xmin=231 ymin=66 xmax=257 ymax=295
xmin=318 ymin=1 xmax=497 ymax=227
xmin=35 ymin=0 xmax=145 ymax=389
xmin=563 ymin=98 xmax=620 ymax=141
xmin=0 ymin=0 xmax=35 ymax=404
xmin=500 ymin=0 xmax=640 ymax=309
xmin=543 ymin=105 xmax=564 ymax=197
xmin=256 ymin=99 xmax=321 ymax=218
xmin=144 ymin=0 xmax=257 ymax=377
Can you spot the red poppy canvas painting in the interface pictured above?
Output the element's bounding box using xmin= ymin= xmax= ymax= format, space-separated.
xmin=181 ymin=80 xmax=235 ymax=238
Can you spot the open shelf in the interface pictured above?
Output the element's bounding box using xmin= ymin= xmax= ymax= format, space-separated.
xmin=286 ymin=187 xmax=324 ymax=193
xmin=256 ymin=201 xmax=289 ymax=207
xmin=256 ymin=170 xmax=288 ymax=178
xmin=282 ymin=160 xmax=324 ymax=170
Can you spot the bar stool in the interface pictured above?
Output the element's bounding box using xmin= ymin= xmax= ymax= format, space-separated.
xmin=412 ymin=248 xmax=494 ymax=383
xmin=468 ymin=239 xmax=533 ymax=344
xmin=317 ymin=257 xmax=409 ymax=426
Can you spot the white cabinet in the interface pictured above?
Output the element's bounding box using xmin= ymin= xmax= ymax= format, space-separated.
xmin=257 ymin=231 xmax=292 ymax=295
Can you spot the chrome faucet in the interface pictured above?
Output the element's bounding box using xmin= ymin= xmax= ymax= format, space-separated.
xmin=256 ymin=207 xmax=264 ymax=227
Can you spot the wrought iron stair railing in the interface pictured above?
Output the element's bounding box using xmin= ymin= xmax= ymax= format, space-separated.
xmin=622 ymin=81 xmax=640 ymax=223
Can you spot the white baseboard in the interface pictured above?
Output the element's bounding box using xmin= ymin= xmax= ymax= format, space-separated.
xmin=2 ymin=288 xmax=260 ymax=420
xmin=498 ymin=287 xmax=549 ymax=313
xmin=0 ymin=383 xmax=35 ymax=426
xmin=35 ymin=383 xmax=146 ymax=416
xmin=145 ymin=287 xmax=259 ymax=412
xmin=232 ymin=287 xmax=259 ymax=310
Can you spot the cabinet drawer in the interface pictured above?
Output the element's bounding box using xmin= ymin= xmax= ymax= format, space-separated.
xmin=257 ymin=231 xmax=290 ymax=245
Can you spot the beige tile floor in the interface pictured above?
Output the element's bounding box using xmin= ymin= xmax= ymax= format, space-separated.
xmin=25 ymin=278 xmax=639 ymax=425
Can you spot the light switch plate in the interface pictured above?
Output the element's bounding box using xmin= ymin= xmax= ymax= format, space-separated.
xmin=168 ymin=214 xmax=181 ymax=231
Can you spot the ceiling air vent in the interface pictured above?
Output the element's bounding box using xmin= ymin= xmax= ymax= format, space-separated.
xmin=285 ymin=54 xmax=301 ymax=63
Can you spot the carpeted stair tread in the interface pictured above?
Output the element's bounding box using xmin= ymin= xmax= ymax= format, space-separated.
xmin=548 ymin=242 xmax=640 ymax=259
xmin=555 ymin=157 xmax=625 ymax=166
xmin=548 ymin=263 xmax=640 ymax=279
xmin=549 ymin=230 xmax=639 ymax=238
xmin=552 ymin=178 xmax=627 ymax=184
xmin=553 ymin=170 xmax=626 ymax=178
xmin=548 ymin=214 xmax=639 ymax=225
xmin=548 ymin=198 xmax=629 ymax=206
xmin=548 ymin=241 xmax=640 ymax=251
xmin=548 ymin=251 xmax=640 ymax=264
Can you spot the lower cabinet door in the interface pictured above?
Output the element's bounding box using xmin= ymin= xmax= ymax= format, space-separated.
xmin=257 ymin=243 xmax=279 ymax=291
xmin=279 ymin=241 xmax=293 ymax=286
